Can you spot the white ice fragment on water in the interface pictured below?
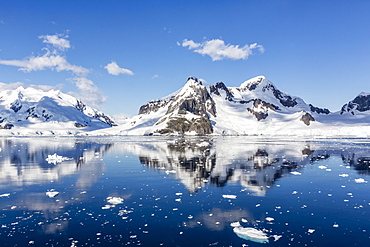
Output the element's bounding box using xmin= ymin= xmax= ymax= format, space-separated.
xmin=318 ymin=165 xmax=327 ymax=169
xmin=233 ymin=227 xmax=269 ymax=244
xmin=290 ymin=171 xmax=302 ymax=175
xmin=175 ymin=198 xmax=181 ymax=202
xmin=333 ymin=224 xmax=339 ymax=228
xmin=0 ymin=193 xmax=10 ymax=197
xmin=308 ymin=229 xmax=315 ymax=234
xmin=107 ymin=196 xmax=124 ymax=205
xmin=255 ymin=204 xmax=261 ymax=207
xmin=241 ymin=218 xmax=248 ymax=223
xmin=339 ymin=174 xmax=349 ymax=177
xmin=326 ymin=169 xmax=332 ymax=171
xmin=222 ymin=194 xmax=237 ymax=199
xmin=175 ymin=193 xmax=183 ymax=196
xmin=292 ymin=191 xmax=298 ymax=195
xmin=45 ymin=153 xmax=72 ymax=165
xmin=265 ymin=217 xmax=274 ymax=222
xmin=46 ymin=190 xmax=59 ymax=198
xmin=165 ymin=170 xmax=176 ymax=174
xmin=28 ymin=241 xmax=34 ymax=244
xmin=188 ymin=215 xmax=193 ymax=219
xmin=355 ymin=178 xmax=367 ymax=183
xmin=230 ymin=221 xmax=241 ymax=227
xmin=272 ymin=235 xmax=282 ymax=241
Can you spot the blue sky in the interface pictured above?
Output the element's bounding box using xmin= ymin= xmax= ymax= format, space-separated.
xmin=1 ymin=1 xmax=370 ymax=118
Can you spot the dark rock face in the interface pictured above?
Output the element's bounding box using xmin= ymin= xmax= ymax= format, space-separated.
xmin=10 ymin=100 xmax=22 ymax=113
xmin=309 ymin=104 xmax=330 ymax=114
xmin=167 ymin=82 xmax=216 ymax=117
xmin=209 ymin=82 xmax=234 ymax=101
xmin=265 ymin=84 xmax=298 ymax=107
xmin=156 ymin=116 xmax=213 ymax=135
xmin=139 ymin=98 xmax=173 ymax=115
xmin=300 ymin=112 xmax=315 ymax=126
xmin=340 ymin=94 xmax=370 ymax=114
xmin=155 ymin=77 xmax=216 ymax=135
xmin=247 ymin=109 xmax=268 ymax=121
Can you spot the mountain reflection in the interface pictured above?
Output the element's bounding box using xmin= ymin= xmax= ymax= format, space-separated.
xmin=134 ymin=138 xmax=370 ymax=195
xmin=0 ymin=138 xmax=112 ymax=188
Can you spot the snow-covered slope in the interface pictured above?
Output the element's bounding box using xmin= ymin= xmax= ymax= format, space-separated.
xmin=0 ymin=86 xmax=116 ymax=135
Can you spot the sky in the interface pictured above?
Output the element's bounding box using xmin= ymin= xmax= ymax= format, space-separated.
xmin=1 ymin=0 xmax=370 ymax=120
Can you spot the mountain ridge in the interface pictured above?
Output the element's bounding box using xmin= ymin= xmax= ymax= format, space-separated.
xmin=92 ymin=75 xmax=370 ymax=136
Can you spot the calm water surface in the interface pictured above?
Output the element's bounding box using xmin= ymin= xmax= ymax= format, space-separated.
xmin=0 ymin=136 xmax=370 ymax=246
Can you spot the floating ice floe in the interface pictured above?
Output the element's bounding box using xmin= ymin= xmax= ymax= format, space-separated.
xmin=45 ymin=153 xmax=72 ymax=165
xmin=222 ymin=194 xmax=237 ymax=199
xmin=354 ymin=178 xmax=367 ymax=183
xmin=290 ymin=171 xmax=302 ymax=175
xmin=230 ymin=221 xmax=241 ymax=227
xmin=265 ymin=217 xmax=274 ymax=222
xmin=107 ymin=196 xmax=124 ymax=205
xmin=308 ymin=229 xmax=315 ymax=234
xmin=103 ymin=196 xmax=124 ymax=209
xmin=0 ymin=193 xmax=10 ymax=197
xmin=339 ymin=174 xmax=349 ymax=177
xmin=46 ymin=190 xmax=59 ymax=198
xmin=318 ymin=165 xmax=327 ymax=169
xmin=233 ymin=227 xmax=269 ymax=244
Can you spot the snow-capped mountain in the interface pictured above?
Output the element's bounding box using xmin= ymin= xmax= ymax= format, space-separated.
xmin=90 ymin=75 xmax=370 ymax=137
xmin=0 ymin=86 xmax=116 ymax=135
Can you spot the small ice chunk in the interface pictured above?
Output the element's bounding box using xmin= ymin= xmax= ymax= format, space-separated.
xmin=165 ymin=170 xmax=176 ymax=174
xmin=272 ymin=235 xmax=282 ymax=241
xmin=333 ymin=224 xmax=339 ymax=228
xmin=230 ymin=221 xmax=241 ymax=227
xmin=46 ymin=190 xmax=59 ymax=198
xmin=45 ymin=153 xmax=72 ymax=165
xmin=107 ymin=197 xmax=124 ymax=205
xmin=265 ymin=217 xmax=274 ymax=222
xmin=0 ymin=193 xmax=10 ymax=197
xmin=308 ymin=229 xmax=315 ymax=234
xmin=290 ymin=171 xmax=302 ymax=175
xmin=233 ymin=227 xmax=269 ymax=244
xmin=175 ymin=193 xmax=183 ymax=196
xmin=339 ymin=174 xmax=349 ymax=177
xmin=318 ymin=165 xmax=327 ymax=169
xmin=222 ymin=195 xmax=237 ymax=199
xmin=355 ymin=178 xmax=367 ymax=183
xmin=241 ymin=218 xmax=248 ymax=223
xmin=292 ymin=191 xmax=298 ymax=194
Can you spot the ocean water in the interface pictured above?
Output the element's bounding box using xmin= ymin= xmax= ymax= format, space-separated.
xmin=0 ymin=136 xmax=369 ymax=246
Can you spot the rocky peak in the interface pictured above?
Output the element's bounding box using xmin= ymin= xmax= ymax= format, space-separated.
xmin=340 ymin=92 xmax=370 ymax=115
xmin=240 ymin=76 xmax=267 ymax=91
xmin=208 ymin=82 xmax=234 ymax=101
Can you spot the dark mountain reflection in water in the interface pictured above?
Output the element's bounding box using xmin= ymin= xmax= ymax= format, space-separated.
xmin=0 ymin=137 xmax=370 ymax=246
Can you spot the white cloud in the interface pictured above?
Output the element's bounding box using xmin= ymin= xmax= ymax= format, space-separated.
xmin=68 ymin=77 xmax=106 ymax=107
xmin=0 ymin=33 xmax=89 ymax=76
xmin=104 ymin=61 xmax=134 ymax=76
xmin=0 ymin=81 xmax=25 ymax=91
xmin=39 ymin=34 xmax=71 ymax=51
xmin=0 ymin=53 xmax=89 ymax=76
xmin=181 ymin=39 xmax=264 ymax=61
xmin=151 ymin=74 xmax=159 ymax=79
xmin=181 ymin=39 xmax=201 ymax=49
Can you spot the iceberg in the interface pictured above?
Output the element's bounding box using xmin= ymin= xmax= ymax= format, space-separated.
xmin=233 ymin=227 xmax=269 ymax=244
